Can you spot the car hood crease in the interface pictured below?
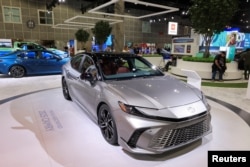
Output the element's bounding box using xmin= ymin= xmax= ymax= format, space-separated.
xmin=107 ymin=76 xmax=201 ymax=109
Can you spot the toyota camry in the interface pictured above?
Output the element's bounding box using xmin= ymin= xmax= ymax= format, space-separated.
xmin=61 ymin=52 xmax=212 ymax=154
xmin=0 ymin=49 xmax=70 ymax=77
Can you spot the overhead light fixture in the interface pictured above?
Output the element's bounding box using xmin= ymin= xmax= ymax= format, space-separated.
xmin=52 ymin=15 xmax=124 ymax=30
xmin=88 ymin=0 xmax=179 ymax=19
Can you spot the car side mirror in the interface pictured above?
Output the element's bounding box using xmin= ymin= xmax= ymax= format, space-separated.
xmin=80 ymin=72 xmax=97 ymax=85
xmin=81 ymin=72 xmax=92 ymax=80
xmin=54 ymin=55 xmax=62 ymax=61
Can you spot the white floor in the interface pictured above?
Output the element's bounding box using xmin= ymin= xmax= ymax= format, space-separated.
xmin=0 ymin=74 xmax=250 ymax=167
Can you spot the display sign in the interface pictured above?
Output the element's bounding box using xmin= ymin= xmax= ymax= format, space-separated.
xmin=173 ymin=38 xmax=194 ymax=43
xmin=200 ymin=30 xmax=250 ymax=49
xmin=168 ymin=22 xmax=178 ymax=35
xmin=173 ymin=45 xmax=185 ymax=53
xmin=0 ymin=39 xmax=12 ymax=48
xmin=171 ymin=37 xmax=197 ymax=55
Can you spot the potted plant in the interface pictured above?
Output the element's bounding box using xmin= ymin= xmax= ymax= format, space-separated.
xmin=92 ymin=21 xmax=112 ymax=51
xmin=75 ymin=29 xmax=90 ymax=51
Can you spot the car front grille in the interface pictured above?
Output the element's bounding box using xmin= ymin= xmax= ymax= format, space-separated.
xmin=149 ymin=118 xmax=210 ymax=149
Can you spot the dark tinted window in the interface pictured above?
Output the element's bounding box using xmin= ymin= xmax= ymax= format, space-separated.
xmin=70 ymin=55 xmax=83 ymax=72
xmin=97 ymin=55 xmax=164 ymax=80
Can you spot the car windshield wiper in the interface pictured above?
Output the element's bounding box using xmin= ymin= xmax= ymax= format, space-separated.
xmin=113 ymin=77 xmax=134 ymax=81
xmin=135 ymin=74 xmax=162 ymax=78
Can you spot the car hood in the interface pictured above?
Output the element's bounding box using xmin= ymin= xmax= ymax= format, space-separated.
xmin=107 ymin=75 xmax=201 ymax=109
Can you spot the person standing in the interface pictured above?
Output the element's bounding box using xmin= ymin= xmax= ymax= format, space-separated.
xmin=122 ymin=45 xmax=129 ymax=52
xmin=240 ymin=49 xmax=250 ymax=80
xmin=133 ymin=44 xmax=140 ymax=55
xmin=212 ymin=51 xmax=227 ymax=81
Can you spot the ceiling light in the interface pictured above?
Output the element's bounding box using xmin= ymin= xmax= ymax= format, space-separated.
xmin=88 ymin=0 xmax=179 ymax=19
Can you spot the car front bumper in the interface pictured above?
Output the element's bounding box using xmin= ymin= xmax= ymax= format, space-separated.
xmin=114 ymin=110 xmax=212 ymax=154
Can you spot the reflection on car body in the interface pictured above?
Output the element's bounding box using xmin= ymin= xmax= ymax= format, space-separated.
xmin=61 ymin=52 xmax=212 ymax=154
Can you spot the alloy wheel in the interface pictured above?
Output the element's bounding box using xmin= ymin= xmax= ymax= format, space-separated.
xmin=9 ymin=65 xmax=25 ymax=78
xmin=98 ymin=104 xmax=118 ymax=145
xmin=62 ymin=78 xmax=71 ymax=100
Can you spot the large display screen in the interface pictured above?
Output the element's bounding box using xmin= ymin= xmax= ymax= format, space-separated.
xmin=92 ymin=35 xmax=113 ymax=51
xmin=173 ymin=45 xmax=185 ymax=53
xmin=200 ymin=30 xmax=250 ymax=49
xmin=199 ymin=29 xmax=250 ymax=59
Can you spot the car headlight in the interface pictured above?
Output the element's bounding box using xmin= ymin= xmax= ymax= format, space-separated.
xmin=118 ymin=101 xmax=144 ymax=117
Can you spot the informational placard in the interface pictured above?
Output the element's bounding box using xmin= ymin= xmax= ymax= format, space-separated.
xmin=171 ymin=37 xmax=196 ymax=55
xmin=181 ymin=69 xmax=201 ymax=90
xmin=168 ymin=22 xmax=178 ymax=35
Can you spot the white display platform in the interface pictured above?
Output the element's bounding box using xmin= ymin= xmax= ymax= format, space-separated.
xmin=1 ymin=88 xmax=250 ymax=167
xmin=171 ymin=59 xmax=243 ymax=80
xmin=181 ymin=69 xmax=201 ymax=90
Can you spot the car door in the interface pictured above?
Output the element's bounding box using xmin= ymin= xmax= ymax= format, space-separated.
xmin=18 ymin=50 xmax=41 ymax=73
xmin=38 ymin=50 xmax=64 ymax=73
xmin=72 ymin=55 xmax=100 ymax=114
xmin=18 ymin=50 xmax=51 ymax=73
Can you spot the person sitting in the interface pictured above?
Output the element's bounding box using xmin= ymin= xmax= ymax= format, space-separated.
xmin=100 ymin=59 xmax=116 ymax=75
xmin=211 ymin=51 xmax=227 ymax=81
xmin=122 ymin=46 xmax=129 ymax=52
xmin=116 ymin=59 xmax=130 ymax=73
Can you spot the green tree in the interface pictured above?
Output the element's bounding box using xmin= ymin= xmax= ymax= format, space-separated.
xmin=75 ymin=29 xmax=90 ymax=50
xmin=189 ymin=0 xmax=238 ymax=57
xmin=92 ymin=21 xmax=112 ymax=51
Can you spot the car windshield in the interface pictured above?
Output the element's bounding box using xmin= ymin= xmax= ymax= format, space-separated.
xmin=97 ymin=55 xmax=164 ymax=80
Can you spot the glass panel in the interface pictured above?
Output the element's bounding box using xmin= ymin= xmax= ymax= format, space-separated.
xmin=39 ymin=11 xmax=45 ymax=17
xmin=3 ymin=7 xmax=21 ymax=23
xmin=3 ymin=7 xmax=10 ymax=13
xmin=40 ymin=18 xmax=46 ymax=24
xmin=4 ymin=14 xmax=11 ymax=22
xmin=45 ymin=12 xmax=52 ymax=18
xmin=12 ymin=8 xmax=19 ymax=15
xmin=46 ymin=18 xmax=53 ymax=24
xmin=12 ymin=16 xmax=20 ymax=22
xmin=39 ymin=10 xmax=53 ymax=25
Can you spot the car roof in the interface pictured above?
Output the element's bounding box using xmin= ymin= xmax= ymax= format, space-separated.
xmin=80 ymin=51 xmax=137 ymax=58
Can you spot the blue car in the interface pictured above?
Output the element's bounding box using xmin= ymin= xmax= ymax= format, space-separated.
xmin=0 ymin=49 xmax=70 ymax=77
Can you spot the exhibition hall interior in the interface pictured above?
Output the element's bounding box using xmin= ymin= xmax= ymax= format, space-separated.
xmin=1 ymin=0 xmax=250 ymax=167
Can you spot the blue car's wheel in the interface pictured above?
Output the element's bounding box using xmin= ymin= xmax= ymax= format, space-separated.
xmin=98 ymin=104 xmax=118 ymax=145
xmin=9 ymin=65 xmax=25 ymax=78
xmin=62 ymin=78 xmax=71 ymax=100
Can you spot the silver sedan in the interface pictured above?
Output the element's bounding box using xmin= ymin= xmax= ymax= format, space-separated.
xmin=61 ymin=52 xmax=212 ymax=154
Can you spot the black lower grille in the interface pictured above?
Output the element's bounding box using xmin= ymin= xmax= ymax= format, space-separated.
xmin=149 ymin=119 xmax=210 ymax=149
xmin=127 ymin=128 xmax=149 ymax=148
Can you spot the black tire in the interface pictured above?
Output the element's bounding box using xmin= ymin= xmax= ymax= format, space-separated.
xmin=62 ymin=78 xmax=71 ymax=100
xmin=9 ymin=65 xmax=25 ymax=78
xmin=98 ymin=104 xmax=118 ymax=145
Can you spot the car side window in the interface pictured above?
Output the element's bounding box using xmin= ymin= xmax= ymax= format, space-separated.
xmin=41 ymin=51 xmax=55 ymax=59
xmin=80 ymin=56 xmax=94 ymax=74
xmin=134 ymin=59 xmax=151 ymax=71
xmin=70 ymin=55 xmax=83 ymax=72
xmin=26 ymin=51 xmax=37 ymax=59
